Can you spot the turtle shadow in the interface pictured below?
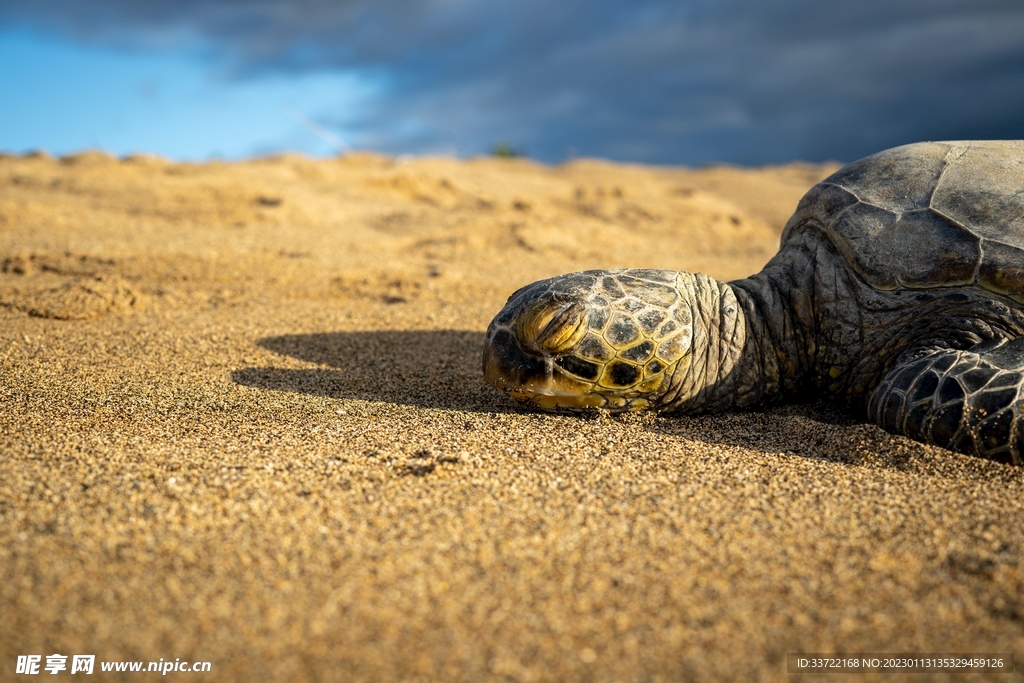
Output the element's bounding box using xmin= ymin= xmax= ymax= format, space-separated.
xmin=580 ymin=400 xmax=928 ymax=473
xmin=646 ymin=401 xmax=1006 ymax=476
xmin=231 ymin=329 xmax=511 ymax=413
xmin=646 ymin=402 xmax=914 ymax=468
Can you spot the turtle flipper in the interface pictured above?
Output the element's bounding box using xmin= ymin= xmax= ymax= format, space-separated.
xmin=868 ymin=338 xmax=1024 ymax=465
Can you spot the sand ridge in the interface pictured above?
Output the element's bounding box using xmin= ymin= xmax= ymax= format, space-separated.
xmin=1 ymin=150 xmax=1022 ymax=681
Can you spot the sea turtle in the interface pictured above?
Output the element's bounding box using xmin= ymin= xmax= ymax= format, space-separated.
xmin=483 ymin=140 xmax=1024 ymax=465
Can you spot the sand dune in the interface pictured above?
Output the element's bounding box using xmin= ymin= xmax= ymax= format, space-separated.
xmin=2 ymin=150 xmax=1021 ymax=681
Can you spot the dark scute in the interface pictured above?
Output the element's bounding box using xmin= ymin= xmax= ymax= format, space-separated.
xmin=882 ymin=392 xmax=903 ymax=432
xmin=978 ymin=241 xmax=1024 ymax=302
xmin=983 ymin=337 xmax=1024 ymax=371
xmin=961 ymin=368 xmax=996 ymax=393
xmin=903 ymin=402 xmax=930 ymax=439
xmin=891 ymin=208 xmax=980 ymax=287
xmin=616 ymin=274 xmax=652 ymax=291
xmin=631 ymin=282 xmax=678 ymax=308
xmin=600 ymin=277 xmax=625 ymax=299
xmin=987 ymin=372 xmax=1023 ymax=389
xmin=609 ymin=362 xmax=640 ymax=386
xmin=898 ymin=357 xmax=931 ymax=383
xmin=578 ymin=334 xmax=613 ymax=361
xmin=827 ymin=203 xmax=900 ymax=290
xmin=909 ymin=371 xmax=940 ymax=403
xmin=648 ymin=360 xmax=663 ymax=374
xmin=929 ymin=403 xmax=963 ymax=447
xmin=504 ymin=280 xmax=545 ymax=306
xmin=970 ymin=337 xmax=1007 ymax=354
xmin=622 ymin=341 xmax=654 ymax=362
xmin=978 ymin=409 xmax=1014 ymax=452
xmin=950 ymin=359 xmax=978 ymax=375
xmin=931 ymin=142 xmax=1024 ymax=246
xmin=555 ymin=355 xmax=599 ymax=381
xmin=823 ymin=142 xmax=950 ymax=212
xmin=973 ymin=387 xmax=1018 ymax=417
xmin=937 ymin=377 xmax=965 ymax=405
xmin=623 ymin=298 xmax=645 ymax=313
xmin=659 ymin=320 xmax=677 ymax=336
xmin=892 ymin=364 xmax=921 ymax=392
xmin=590 ymin=308 xmax=610 ymax=331
xmin=628 ymin=269 xmax=677 ymax=283
xmin=930 ymin=353 xmax=958 ymax=374
xmin=494 ymin=305 xmax=517 ymax=325
xmin=557 ymin=272 xmax=599 ymax=295
xmin=790 ymin=183 xmax=860 ymax=226
xmin=608 ymin=316 xmax=639 ymax=345
xmin=637 ymin=309 xmax=666 ymax=333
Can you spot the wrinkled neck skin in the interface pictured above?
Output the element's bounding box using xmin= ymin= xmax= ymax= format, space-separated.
xmin=663 ymin=266 xmax=813 ymax=414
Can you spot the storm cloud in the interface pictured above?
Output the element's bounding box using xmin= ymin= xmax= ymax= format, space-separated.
xmin=3 ymin=0 xmax=1023 ymax=164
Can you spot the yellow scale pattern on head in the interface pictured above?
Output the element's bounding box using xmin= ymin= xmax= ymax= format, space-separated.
xmin=556 ymin=274 xmax=693 ymax=396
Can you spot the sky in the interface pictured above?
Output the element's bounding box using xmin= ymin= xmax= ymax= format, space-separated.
xmin=1 ymin=0 xmax=1023 ymax=165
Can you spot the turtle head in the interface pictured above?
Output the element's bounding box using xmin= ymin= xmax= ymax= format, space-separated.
xmin=483 ymin=269 xmax=693 ymax=413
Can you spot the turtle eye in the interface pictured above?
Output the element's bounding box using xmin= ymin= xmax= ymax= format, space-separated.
xmin=517 ymin=300 xmax=589 ymax=354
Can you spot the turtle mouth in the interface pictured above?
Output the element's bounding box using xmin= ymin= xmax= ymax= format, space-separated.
xmin=482 ymin=326 xmax=651 ymax=412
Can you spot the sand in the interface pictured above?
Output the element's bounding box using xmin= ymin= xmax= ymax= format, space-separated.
xmin=1 ymin=149 xmax=1022 ymax=681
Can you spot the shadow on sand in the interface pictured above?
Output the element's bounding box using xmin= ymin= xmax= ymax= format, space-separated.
xmin=233 ymin=332 xmax=1021 ymax=477
xmin=231 ymin=329 xmax=511 ymax=412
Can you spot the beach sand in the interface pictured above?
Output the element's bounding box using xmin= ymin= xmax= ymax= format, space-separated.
xmin=2 ymin=150 xmax=1022 ymax=681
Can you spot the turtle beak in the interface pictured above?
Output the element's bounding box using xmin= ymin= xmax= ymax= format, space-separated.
xmin=482 ymin=323 xmax=611 ymax=411
xmin=482 ymin=326 xmax=548 ymax=395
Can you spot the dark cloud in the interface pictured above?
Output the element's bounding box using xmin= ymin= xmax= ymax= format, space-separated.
xmin=3 ymin=0 xmax=1023 ymax=163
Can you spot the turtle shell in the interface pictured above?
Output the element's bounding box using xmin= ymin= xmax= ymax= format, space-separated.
xmin=780 ymin=140 xmax=1024 ymax=302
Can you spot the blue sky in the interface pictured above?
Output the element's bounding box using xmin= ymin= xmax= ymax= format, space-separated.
xmin=2 ymin=0 xmax=1023 ymax=165
xmin=0 ymin=28 xmax=377 ymax=159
